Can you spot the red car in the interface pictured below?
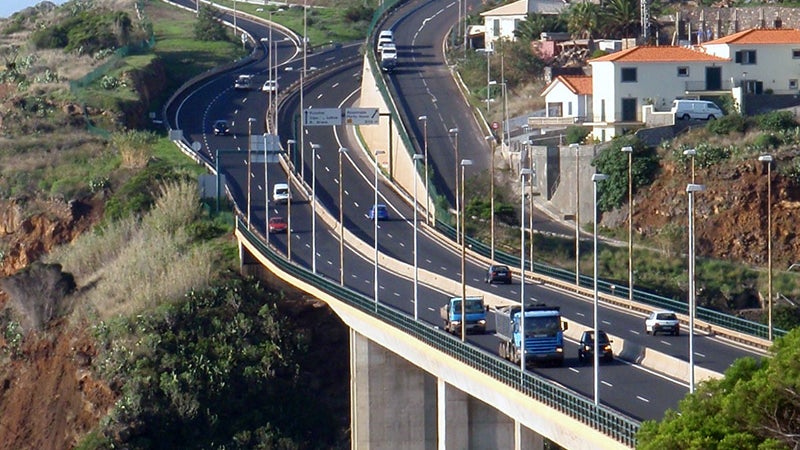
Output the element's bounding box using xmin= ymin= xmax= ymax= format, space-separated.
xmin=268 ymin=216 xmax=287 ymax=233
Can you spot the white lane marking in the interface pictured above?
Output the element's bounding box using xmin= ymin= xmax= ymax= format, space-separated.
xmin=659 ymin=340 xmax=672 ymax=346
xmin=568 ymin=367 xmax=580 ymax=374
xmin=695 ymin=352 xmax=706 ymax=358
xmin=440 ymin=266 xmax=448 ymax=271
xmin=601 ymin=320 xmax=611 ymax=326
xmin=601 ymin=381 xmax=613 ymax=388
xmin=636 ymin=396 xmax=650 ymax=403
xmin=387 ymin=233 xmax=393 ymax=238
xmin=317 ymin=93 xmax=323 ymax=99
xmin=399 ymin=242 xmax=405 ymax=247
xmin=425 ymin=259 xmax=432 ymax=263
xmin=394 ymin=292 xmax=400 ymax=297
xmin=332 ymin=82 xmax=339 ymax=88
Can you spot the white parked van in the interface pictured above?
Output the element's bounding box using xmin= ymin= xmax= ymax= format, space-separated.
xmin=672 ymin=100 xmax=724 ymax=121
xmin=272 ymin=183 xmax=291 ymax=204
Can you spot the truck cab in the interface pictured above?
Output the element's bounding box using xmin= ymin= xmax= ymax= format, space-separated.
xmin=495 ymin=305 xmax=567 ymax=367
xmin=440 ymin=296 xmax=487 ymax=335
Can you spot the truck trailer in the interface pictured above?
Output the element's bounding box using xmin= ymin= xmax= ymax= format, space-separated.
xmin=494 ymin=304 xmax=567 ymax=367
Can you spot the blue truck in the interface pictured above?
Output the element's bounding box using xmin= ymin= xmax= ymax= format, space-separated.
xmin=494 ymin=305 xmax=567 ymax=367
xmin=440 ymin=296 xmax=488 ymax=335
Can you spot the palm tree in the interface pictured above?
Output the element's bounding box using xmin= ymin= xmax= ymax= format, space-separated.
xmin=514 ymin=13 xmax=567 ymax=41
xmin=602 ymin=0 xmax=639 ymax=38
xmin=566 ymin=2 xmax=601 ymax=40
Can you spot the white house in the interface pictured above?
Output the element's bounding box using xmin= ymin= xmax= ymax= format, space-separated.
xmin=587 ymin=45 xmax=729 ymax=142
xmin=540 ymin=75 xmax=592 ymax=120
xmin=700 ymin=28 xmax=800 ymax=95
xmin=481 ymin=0 xmax=566 ymax=51
xmin=584 ymin=28 xmax=800 ymax=141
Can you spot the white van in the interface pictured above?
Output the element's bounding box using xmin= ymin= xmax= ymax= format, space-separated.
xmin=671 ymin=100 xmax=724 ymax=121
xmin=272 ymin=183 xmax=291 ymax=204
xmin=377 ymin=35 xmax=394 ymax=53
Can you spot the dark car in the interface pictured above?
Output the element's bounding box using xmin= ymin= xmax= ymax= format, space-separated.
xmin=213 ymin=120 xmax=230 ymax=136
xmin=485 ymin=264 xmax=512 ymax=284
xmin=578 ymin=330 xmax=613 ymax=363
xmin=368 ymin=204 xmax=389 ymax=221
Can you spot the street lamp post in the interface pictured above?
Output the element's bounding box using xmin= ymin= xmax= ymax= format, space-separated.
xmin=484 ymin=49 xmax=493 ymax=113
xmin=592 ymin=173 xmax=608 ymax=406
xmin=683 ymin=148 xmax=697 ymax=184
xmin=338 ymin=147 xmax=348 ymax=286
xmin=571 ymin=143 xmax=581 ymax=285
xmin=621 ymin=146 xmax=633 ymax=302
xmin=449 ymin=127 xmax=460 ymax=241
xmin=759 ymin=154 xmax=774 ymax=341
xmin=486 ymin=135 xmax=496 ymax=261
xmin=311 ymin=142 xmax=320 ymax=274
xmin=374 ymin=150 xmax=386 ymax=309
xmin=460 ymin=159 xmax=474 ymax=341
xmin=413 ymin=153 xmax=424 ymax=320
xmin=687 ymin=183 xmax=706 ymax=394
xmin=264 ymin=133 xmax=270 ymax=237
xmin=418 ymin=115 xmax=430 ymax=225
xmin=247 ymin=117 xmax=255 ymax=228
xmin=287 ymin=139 xmax=296 ymax=172
xmin=520 ymin=168 xmax=533 ymax=374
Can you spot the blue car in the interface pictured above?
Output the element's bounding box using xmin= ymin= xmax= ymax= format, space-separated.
xmin=368 ymin=204 xmax=389 ymax=220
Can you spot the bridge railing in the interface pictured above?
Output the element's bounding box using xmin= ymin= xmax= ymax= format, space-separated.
xmin=238 ymin=217 xmax=640 ymax=447
xmin=436 ymin=220 xmax=784 ymax=342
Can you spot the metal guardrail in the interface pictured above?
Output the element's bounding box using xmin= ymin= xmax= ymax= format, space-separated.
xmin=439 ymin=219 xmax=785 ymax=343
xmin=237 ymin=217 xmax=640 ymax=447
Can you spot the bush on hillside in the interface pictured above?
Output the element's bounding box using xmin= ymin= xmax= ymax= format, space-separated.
xmin=756 ymin=110 xmax=797 ymax=132
xmin=752 ymin=132 xmax=782 ymax=150
xmin=194 ymin=5 xmax=228 ymax=42
xmin=707 ymin=113 xmax=747 ymax=135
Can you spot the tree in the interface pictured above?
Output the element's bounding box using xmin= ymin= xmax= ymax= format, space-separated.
xmin=195 ymin=5 xmax=227 ymax=42
xmin=592 ymin=137 xmax=659 ymax=212
xmin=565 ymin=2 xmax=600 ymax=40
xmin=637 ymin=328 xmax=800 ymax=449
xmin=601 ymin=0 xmax=639 ymax=38
xmin=514 ymin=13 xmax=566 ymax=42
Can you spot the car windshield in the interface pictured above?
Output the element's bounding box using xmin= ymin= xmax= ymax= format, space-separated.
xmin=493 ymin=266 xmax=508 ymax=273
xmin=583 ymin=331 xmax=609 ymax=344
xmin=658 ymin=313 xmax=677 ymax=321
xmin=453 ymin=299 xmax=484 ymax=313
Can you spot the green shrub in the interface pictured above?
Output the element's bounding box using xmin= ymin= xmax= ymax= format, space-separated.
xmin=707 ymin=113 xmax=747 ymax=135
xmin=756 ymin=110 xmax=797 ymax=132
xmin=344 ymin=5 xmax=374 ymax=22
xmin=565 ymin=125 xmax=590 ymax=144
xmin=752 ymin=132 xmax=782 ymax=150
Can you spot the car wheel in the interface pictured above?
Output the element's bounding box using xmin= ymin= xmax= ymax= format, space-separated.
xmin=578 ymin=352 xmax=584 ymax=364
xmin=604 ymin=354 xmax=614 ymax=363
xmin=707 ymin=115 xmax=717 ymax=120
xmin=673 ymin=330 xmax=679 ymax=336
xmin=682 ymin=114 xmax=691 ymax=121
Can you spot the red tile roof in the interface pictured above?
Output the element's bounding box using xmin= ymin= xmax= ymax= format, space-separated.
xmin=589 ymin=46 xmax=728 ymax=63
xmin=558 ymin=75 xmax=592 ymax=95
xmin=703 ymin=28 xmax=800 ymax=45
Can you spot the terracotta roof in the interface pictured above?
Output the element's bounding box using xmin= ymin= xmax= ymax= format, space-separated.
xmin=558 ymin=75 xmax=592 ymax=94
xmin=702 ymin=28 xmax=800 ymax=45
xmin=589 ymin=46 xmax=729 ymax=62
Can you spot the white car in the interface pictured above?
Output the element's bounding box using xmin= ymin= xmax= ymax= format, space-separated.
xmin=262 ymin=79 xmax=278 ymax=92
xmin=645 ymin=310 xmax=680 ymax=336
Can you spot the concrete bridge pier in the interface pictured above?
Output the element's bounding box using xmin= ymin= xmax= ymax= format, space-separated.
xmin=351 ymin=330 xmax=545 ymax=450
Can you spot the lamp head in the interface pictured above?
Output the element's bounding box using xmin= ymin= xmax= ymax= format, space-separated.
xmin=461 ymin=159 xmax=473 ymax=167
xmin=758 ymin=154 xmax=773 ymax=163
xmin=339 ymin=147 xmax=348 ymax=153
xmin=592 ymin=173 xmax=608 ymax=182
xmin=686 ymin=183 xmax=706 ymax=193
xmin=287 ymin=139 xmax=296 ymax=144
xmin=311 ymin=143 xmax=320 ymax=150
xmin=413 ymin=154 xmax=424 ymax=160
xmin=683 ymin=148 xmax=696 ymax=156
xmin=449 ymin=128 xmax=459 ymax=134
xmin=621 ymin=146 xmax=633 ymax=153
xmin=418 ymin=115 xmax=427 ymax=121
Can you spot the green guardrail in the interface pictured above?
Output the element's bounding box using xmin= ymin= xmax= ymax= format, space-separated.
xmin=436 ymin=219 xmax=786 ymax=341
xmin=238 ymin=217 xmax=640 ymax=447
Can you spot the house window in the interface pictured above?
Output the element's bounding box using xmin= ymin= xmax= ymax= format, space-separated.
xmin=734 ymin=50 xmax=757 ymax=65
xmin=493 ymin=19 xmax=499 ymax=37
xmin=568 ymin=102 xmax=573 ymax=116
xmin=514 ymin=18 xmax=521 ymax=31
xmin=793 ymin=49 xmax=800 ymax=59
xmin=791 ymin=79 xmax=798 ymax=90
xmin=621 ymin=68 xmax=637 ymax=82
xmin=677 ymin=67 xmax=689 ymax=77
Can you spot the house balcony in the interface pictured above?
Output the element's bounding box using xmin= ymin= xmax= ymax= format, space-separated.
xmin=684 ymin=79 xmax=733 ymax=95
